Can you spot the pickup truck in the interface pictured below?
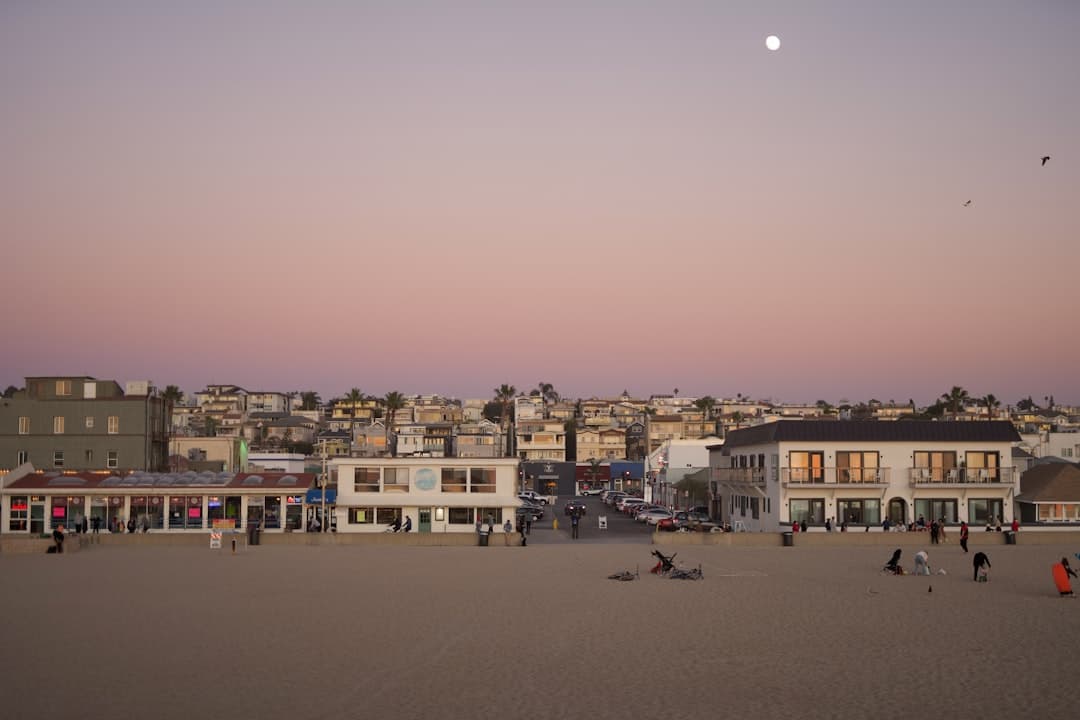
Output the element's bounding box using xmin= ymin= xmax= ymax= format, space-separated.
xmin=517 ymin=491 xmax=549 ymax=505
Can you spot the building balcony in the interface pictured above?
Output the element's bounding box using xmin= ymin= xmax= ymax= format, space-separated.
xmin=781 ymin=467 xmax=892 ymax=485
xmin=712 ymin=468 xmax=768 ymax=487
xmin=908 ymin=467 xmax=1014 ymax=486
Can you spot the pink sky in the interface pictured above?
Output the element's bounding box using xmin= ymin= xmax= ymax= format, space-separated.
xmin=2 ymin=1 xmax=1077 ymax=405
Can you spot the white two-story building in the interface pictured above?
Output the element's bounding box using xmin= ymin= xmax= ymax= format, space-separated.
xmin=331 ymin=457 xmax=520 ymax=533
xmin=711 ymin=420 xmax=1020 ymax=531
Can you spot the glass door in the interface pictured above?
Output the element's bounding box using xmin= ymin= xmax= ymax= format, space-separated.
xmin=418 ymin=507 xmax=431 ymax=533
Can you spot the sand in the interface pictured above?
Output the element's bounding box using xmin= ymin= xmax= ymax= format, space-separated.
xmin=2 ymin=540 xmax=1078 ymax=719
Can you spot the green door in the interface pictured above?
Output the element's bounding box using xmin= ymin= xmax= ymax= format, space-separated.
xmin=418 ymin=508 xmax=431 ymax=533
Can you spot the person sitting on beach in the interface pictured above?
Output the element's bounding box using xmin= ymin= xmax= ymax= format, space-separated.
xmin=917 ymin=515 xmax=926 ymax=530
xmin=884 ymin=549 xmax=903 ymax=574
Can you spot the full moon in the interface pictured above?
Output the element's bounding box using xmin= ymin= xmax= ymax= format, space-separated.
xmin=766 ymin=35 xmax=781 ymax=51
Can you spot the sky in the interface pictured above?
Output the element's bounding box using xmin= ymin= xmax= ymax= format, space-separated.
xmin=2 ymin=0 xmax=1077 ymax=406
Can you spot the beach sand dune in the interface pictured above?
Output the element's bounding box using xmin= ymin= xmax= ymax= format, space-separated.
xmin=2 ymin=542 xmax=1077 ymax=719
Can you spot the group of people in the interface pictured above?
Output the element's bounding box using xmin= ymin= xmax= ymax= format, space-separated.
xmin=882 ymin=546 xmax=1078 ymax=597
xmin=388 ymin=515 xmax=413 ymax=533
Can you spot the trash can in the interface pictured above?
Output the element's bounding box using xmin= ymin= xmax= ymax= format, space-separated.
xmin=478 ymin=531 xmax=490 ymax=547
xmin=1004 ymin=530 xmax=1016 ymax=545
xmin=248 ymin=524 xmax=261 ymax=546
xmin=782 ymin=531 xmax=794 ymax=547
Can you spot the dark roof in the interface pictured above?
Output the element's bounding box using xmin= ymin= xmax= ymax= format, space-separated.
xmin=1012 ymin=447 xmax=1035 ymax=459
xmin=1016 ymin=463 xmax=1080 ymax=503
xmin=722 ymin=420 xmax=1021 ymax=449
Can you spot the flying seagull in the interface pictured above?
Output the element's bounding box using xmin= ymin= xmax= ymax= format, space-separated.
xmin=963 ymin=200 xmax=972 ymax=207
xmin=1041 ymin=155 xmax=1050 ymax=166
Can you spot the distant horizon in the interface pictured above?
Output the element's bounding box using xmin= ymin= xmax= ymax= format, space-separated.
xmin=0 ymin=371 xmax=1073 ymax=409
xmin=3 ymin=2 xmax=1077 ymax=408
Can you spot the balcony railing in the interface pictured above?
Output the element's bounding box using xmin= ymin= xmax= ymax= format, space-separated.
xmin=781 ymin=467 xmax=891 ymax=485
xmin=712 ymin=468 xmax=768 ymax=486
xmin=908 ymin=467 xmax=1014 ymax=485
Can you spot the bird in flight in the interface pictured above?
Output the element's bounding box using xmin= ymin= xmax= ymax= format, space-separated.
xmin=963 ymin=200 xmax=972 ymax=207
xmin=1042 ymin=156 xmax=1051 ymax=166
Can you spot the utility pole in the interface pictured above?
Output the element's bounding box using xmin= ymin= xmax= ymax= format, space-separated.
xmin=320 ymin=438 xmax=328 ymax=532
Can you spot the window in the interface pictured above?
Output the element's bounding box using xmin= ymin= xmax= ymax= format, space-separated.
xmin=349 ymin=507 xmax=375 ymax=524
xmin=53 ymin=451 xmax=64 ymax=468
xmin=9 ymin=495 xmax=28 ymax=531
xmin=376 ymin=507 xmax=401 ymax=525
xmin=837 ymin=499 xmax=881 ymax=525
xmin=107 ymin=450 xmax=118 ymax=469
xmin=354 ymin=468 xmax=379 ymax=492
xmin=17 ymin=450 xmax=28 ymax=465
xmin=470 ymin=467 xmax=496 ymax=493
xmin=18 ymin=416 xmax=29 ymax=434
xmin=448 ymin=507 xmax=474 ymax=524
xmin=85 ymin=450 xmax=93 ymax=464
xmin=788 ymin=451 xmax=824 ymax=482
xmin=383 ymin=467 xmax=409 ymax=493
xmin=56 ymin=380 xmax=71 ymax=396
xmin=85 ymin=416 xmax=95 ymax=429
xmin=441 ymin=468 xmax=467 ymax=493
xmin=477 ymin=507 xmax=503 ymax=524
xmin=836 ymin=451 xmax=880 ymax=483
xmin=914 ymin=498 xmax=958 ymax=523
xmin=968 ymin=498 xmax=1003 ymax=525
xmin=107 ymin=416 xmax=119 ymax=434
xmin=964 ymin=451 xmax=1000 ymax=482
xmin=53 ymin=416 xmax=65 ymax=434
xmin=913 ymin=451 xmax=956 ymax=482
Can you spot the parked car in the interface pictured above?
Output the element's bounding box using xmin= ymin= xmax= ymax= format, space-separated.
xmin=632 ymin=505 xmax=664 ymax=521
xmin=518 ymin=491 xmax=548 ymax=505
xmin=581 ymin=487 xmax=604 ymax=496
xmin=564 ymin=499 xmax=587 ymax=516
xmin=516 ymin=505 xmax=544 ymax=522
xmin=617 ymin=498 xmax=647 ymax=514
xmin=603 ymin=492 xmax=627 ymax=506
xmin=639 ymin=509 xmax=675 ymax=526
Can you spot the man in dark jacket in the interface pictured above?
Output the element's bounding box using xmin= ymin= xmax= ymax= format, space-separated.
xmin=973 ymin=552 xmax=991 ymax=581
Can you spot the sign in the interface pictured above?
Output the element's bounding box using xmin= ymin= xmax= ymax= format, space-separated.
xmin=598 ymin=515 xmax=608 ymax=530
xmin=286 ymin=495 xmax=304 ymax=505
xmin=210 ymin=531 xmax=222 ymax=549
xmin=305 ymin=488 xmax=337 ymax=504
xmin=211 ymin=519 xmax=236 ymax=529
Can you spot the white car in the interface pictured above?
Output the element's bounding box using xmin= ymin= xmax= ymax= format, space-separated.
xmin=638 ymin=508 xmax=675 ymax=525
xmin=581 ymin=487 xmax=604 ymax=496
xmin=618 ymin=498 xmax=648 ymax=514
xmin=517 ymin=491 xmax=548 ymax=505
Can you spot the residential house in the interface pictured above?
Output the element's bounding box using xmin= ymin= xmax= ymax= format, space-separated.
xmin=515 ymin=419 xmax=567 ymax=461
xmin=453 ymin=420 xmax=502 ymax=458
xmin=1015 ymin=463 xmax=1080 ymax=524
xmin=576 ymin=426 xmax=627 ymax=462
xmin=246 ymin=391 xmax=291 ymax=414
xmin=351 ymin=423 xmax=387 ymax=457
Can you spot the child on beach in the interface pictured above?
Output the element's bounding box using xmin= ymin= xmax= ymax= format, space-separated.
xmin=973 ymin=552 xmax=991 ymax=582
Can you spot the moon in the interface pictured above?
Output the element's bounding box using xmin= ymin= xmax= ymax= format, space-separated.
xmin=766 ymin=35 xmax=781 ymax=51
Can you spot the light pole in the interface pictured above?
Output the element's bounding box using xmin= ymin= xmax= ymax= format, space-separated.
xmin=319 ymin=438 xmax=328 ymax=533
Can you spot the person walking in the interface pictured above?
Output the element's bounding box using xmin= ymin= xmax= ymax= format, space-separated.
xmin=959 ymin=521 xmax=969 ymax=553
xmin=800 ymin=519 xmax=808 ymax=533
xmin=825 ymin=517 xmax=833 ymax=532
xmin=973 ymin=551 xmax=991 ymax=581
xmin=930 ymin=519 xmax=939 ymax=545
xmin=1010 ymin=518 xmax=1020 ymax=534
xmin=51 ymin=524 xmax=65 ymax=554
xmin=938 ymin=518 xmax=947 ymax=544
xmin=571 ymin=511 xmax=580 ymax=539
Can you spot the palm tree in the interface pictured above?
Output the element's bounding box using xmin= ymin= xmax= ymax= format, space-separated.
xmin=982 ymin=394 xmax=1001 ymax=420
xmin=694 ymin=396 xmax=717 ymax=436
xmin=300 ymin=391 xmax=321 ymax=411
xmin=494 ymin=384 xmax=516 ymax=456
xmin=588 ymin=457 xmax=602 ymax=491
xmin=383 ymin=391 xmax=406 ymax=457
xmin=940 ymin=386 xmax=970 ymax=420
xmin=536 ymin=382 xmax=559 ymax=408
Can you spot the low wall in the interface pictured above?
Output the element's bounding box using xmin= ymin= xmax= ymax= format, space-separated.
xmin=653 ymin=530 xmax=1080 ymax=548
xmin=0 ymin=534 xmax=91 ymax=554
xmin=60 ymin=531 xmax=503 ymax=548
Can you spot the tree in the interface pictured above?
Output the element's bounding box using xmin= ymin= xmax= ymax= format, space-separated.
xmin=940 ymin=386 xmax=970 ymax=420
xmin=588 ymin=457 xmax=602 ymax=490
xmin=493 ymin=384 xmax=516 ymax=456
xmin=160 ymin=385 xmax=183 ymax=468
xmin=2 ymin=385 xmax=19 ymax=398
xmin=982 ymin=394 xmax=1001 ymax=420
xmin=1016 ymin=396 xmax=1036 ymax=412
xmin=536 ymin=382 xmax=559 ymax=406
xmin=383 ymin=391 xmax=406 ymax=457
xmin=815 ymin=399 xmax=836 ymax=415
xmin=694 ymin=396 xmax=717 ymax=436
xmin=300 ymin=391 xmax=321 ymax=411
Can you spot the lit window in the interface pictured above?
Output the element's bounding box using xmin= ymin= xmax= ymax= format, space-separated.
xmin=107 ymin=416 xmax=119 ymax=434
xmin=18 ymin=417 xmax=30 ymax=434
xmin=86 ymin=416 xmax=95 ymax=429
xmin=53 ymin=416 xmax=65 ymax=434
xmin=56 ymin=380 xmax=72 ymax=396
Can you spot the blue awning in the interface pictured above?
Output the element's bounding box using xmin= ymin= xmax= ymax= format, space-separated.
xmin=305 ymin=488 xmax=337 ymax=504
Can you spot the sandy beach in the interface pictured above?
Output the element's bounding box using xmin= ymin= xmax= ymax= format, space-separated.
xmin=2 ymin=540 xmax=1078 ymax=719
